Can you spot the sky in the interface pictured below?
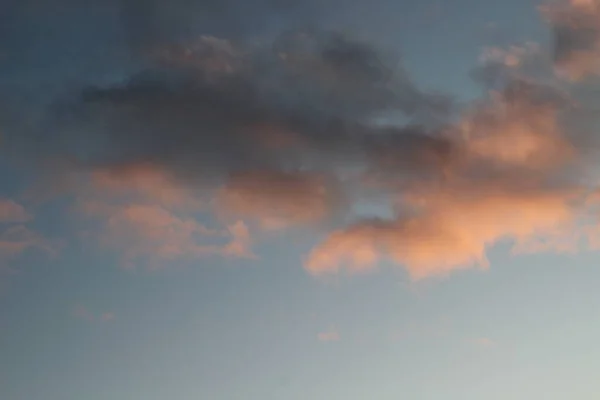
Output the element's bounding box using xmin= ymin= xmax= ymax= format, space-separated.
xmin=3 ymin=0 xmax=600 ymax=399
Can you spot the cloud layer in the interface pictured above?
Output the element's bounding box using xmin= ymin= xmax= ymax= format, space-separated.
xmin=3 ymin=0 xmax=600 ymax=278
xmin=0 ymin=199 xmax=53 ymax=269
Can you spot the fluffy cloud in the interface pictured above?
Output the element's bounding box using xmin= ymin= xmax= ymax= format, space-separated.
xmin=458 ymin=82 xmax=573 ymax=169
xmin=306 ymin=82 xmax=589 ymax=279
xmin=76 ymin=164 xmax=253 ymax=268
xmin=306 ymin=183 xmax=579 ymax=279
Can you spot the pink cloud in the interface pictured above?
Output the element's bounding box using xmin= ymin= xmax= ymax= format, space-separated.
xmin=318 ymin=327 xmax=340 ymax=342
xmin=305 ymin=84 xmax=587 ymax=280
xmin=0 ymin=199 xmax=31 ymax=223
xmin=84 ymin=202 xmax=253 ymax=269
xmin=73 ymin=305 xmax=115 ymax=322
xmin=71 ymin=162 xmax=255 ymax=269
xmin=305 ymin=186 xmax=574 ymax=279
xmin=73 ymin=305 xmax=95 ymax=322
xmin=458 ymin=86 xmax=573 ymax=170
xmin=101 ymin=312 xmax=115 ymax=321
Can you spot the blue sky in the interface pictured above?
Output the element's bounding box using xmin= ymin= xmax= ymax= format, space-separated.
xmin=3 ymin=1 xmax=600 ymax=399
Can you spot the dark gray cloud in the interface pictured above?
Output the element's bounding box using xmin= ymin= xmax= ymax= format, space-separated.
xmin=2 ymin=0 xmax=591 ymax=214
xmin=4 ymin=30 xmax=454 ymax=189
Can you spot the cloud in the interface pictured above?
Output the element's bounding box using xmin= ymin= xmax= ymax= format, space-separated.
xmin=542 ymin=0 xmax=600 ymax=80
xmin=216 ymin=170 xmax=343 ymax=229
xmin=306 ymin=82 xmax=589 ymax=279
xmin=471 ymin=337 xmax=497 ymax=348
xmin=318 ymin=327 xmax=340 ymax=342
xmin=479 ymin=43 xmax=542 ymax=70
xmin=12 ymin=30 xmax=451 ymax=181
xmin=118 ymin=0 xmax=331 ymax=54
xmin=73 ymin=304 xmax=95 ymax=322
xmin=458 ymin=81 xmax=574 ymax=170
xmin=0 ymin=225 xmax=55 ymax=262
xmin=101 ymin=312 xmax=115 ymax=321
xmin=82 ymin=201 xmax=253 ymax=269
xmin=89 ymin=163 xmax=203 ymax=210
xmin=3 ymin=29 xmax=457 ymax=272
xmin=472 ymin=42 xmax=551 ymax=89
xmin=73 ymin=305 xmax=115 ymax=322
xmin=0 ymin=199 xmax=31 ymax=223
xmin=307 ymin=184 xmax=578 ymax=279
xmin=5 ymin=0 xmax=600 ymax=281
xmin=67 ymin=160 xmax=255 ymax=268
xmin=0 ymin=199 xmax=53 ymax=269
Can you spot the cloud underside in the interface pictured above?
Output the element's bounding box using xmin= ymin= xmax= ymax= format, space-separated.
xmin=4 ymin=1 xmax=600 ymax=278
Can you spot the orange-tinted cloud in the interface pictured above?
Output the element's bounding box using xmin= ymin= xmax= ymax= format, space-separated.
xmin=306 ymin=84 xmax=585 ymax=280
xmin=90 ymin=163 xmax=202 ymax=210
xmin=216 ymin=170 xmax=342 ymax=230
xmin=71 ymin=163 xmax=256 ymax=268
xmin=84 ymin=202 xmax=253 ymax=269
xmin=307 ymin=183 xmax=578 ymax=279
xmin=459 ymin=83 xmax=573 ymax=169
xmin=9 ymin=22 xmax=600 ymax=283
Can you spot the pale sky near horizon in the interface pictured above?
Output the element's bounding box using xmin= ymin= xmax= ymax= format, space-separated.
xmin=3 ymin=1 xmax=600 ymax=399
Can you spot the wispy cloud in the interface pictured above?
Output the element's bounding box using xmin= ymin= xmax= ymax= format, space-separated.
xmin=69 ymin=162 xmax=254 ymax=269
xmin=73 ymin=305 xmax=115 ymax=323
xmin=0 ymin=199 xmax=54 ymax=269
xmin=83 ymin=202 xmax=254 ymax=269
xmin=318 ymin=327 xmax=340 ymax=342
xmin=0 ymin=199 xmax=31 ymax=223
xmin=469 ymin=337 xmax=498 ymax=349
